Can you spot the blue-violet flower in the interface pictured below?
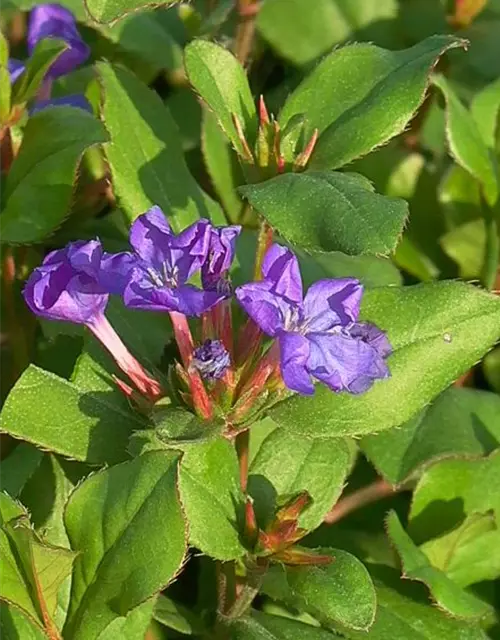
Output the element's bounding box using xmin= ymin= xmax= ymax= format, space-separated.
xmin=118 ymin=206 xmax=227 ymax=316
xmin=235 ymin=244 xmax=391 ymax=396
xmin=192 ymin=339 xmax=231 ymax=380
xmin=23 ymin=240 xmax=161 ymax=400
xmin=202 ymin=225 xmax=241 ymax=292
xmin=28 ymin=4 xmax=90 ymax=79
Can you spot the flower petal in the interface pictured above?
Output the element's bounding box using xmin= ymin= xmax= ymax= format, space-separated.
xmin=28 ymin=4 xmax=90 ymax=79
xmin=202 ymin=225 xmax=241 ymax=289
xmin=303 ymin=278 xmax=363 ymax=330
xmin=307 ymin=330 xmax=389 ymax=394
xmin=170 ymin=219 xmax=211 ymax=281
xmin=262 ymin=244 xmax=303 ymax=304
xmin=236 ymin=281 xmax=293 ymax=337
xmin=99 ymin=252 xmax=136 ymax=295
xmin=279 ymin=331 xmax=314 ymax=395
xmin=129 ymin=206 xmax=172 ymax=267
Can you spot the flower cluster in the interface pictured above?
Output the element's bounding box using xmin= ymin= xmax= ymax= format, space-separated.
xmin=24 ymin=206 xmax=392 ymax=425
xmin=9 ymin=3 xmax=91 ymax=113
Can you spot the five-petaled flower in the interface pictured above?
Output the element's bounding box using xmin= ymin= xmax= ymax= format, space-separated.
xmin=23 ymin=240 xmax=162 ymax=401
xmin=235 ymin=244 xmax=391 ymax=396
xmin=118 ymin=206 xmax=230 ymax=316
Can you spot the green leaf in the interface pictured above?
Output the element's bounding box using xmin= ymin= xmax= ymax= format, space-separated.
xmin=361 ymin=387 xmax=500 ymax=486
xmin=248 ymin=431 xmax=351 ymax=531
xmin=297 ymin=249 xmax=402 ymax=288
xmin=440 ymin=219 xmax=488 ymax=279
xmin=0 ymin=365 xmax=144 ymax=465
xmin=0 ymin=602 xmax=47 ymax=639
xmin=178 ymin=437 xmax=246 ymax=560
xmin=386 ymin=511 xmax=488 ymax=619
xmin=340 ymin=565 xmax=489 ymax=639
xmin=0 ymin=107 xmax=108 ymax=244
xmin=20 ymin=455 xmax=87 ymax=628
xmin=421 ymin=513 xmax=500 ymax=588
xmin=11 ymin=38 xmax=67 ymax=105
xmin=98 ymin=62 xmax=224 ymax=230
xmin=278 ymin=36 xmax=465 ymax=170
xmin=257 ymin=0 xmax=351 ymax=66
xmin=100 ymin=12 xmax=183 ymax=73
xmin=433 ymin=74 xmax=499 ymax=207
xmin=484 ymin=346 xmax=500 ymax=393
xmin=0 ymin=493 xmax=76 ymax=634
xmin=228 ymin=610 xmax=340 ymax=639
xmin=239 ymin=171 xmax=408 ymax=255
xmin=262 ymin=549 xmax=376 ymax=631
xmin=84 ymin=0 xmax=177 ymax=24
xmin=257 ymin=0 xmax=399 ymax=66
xmin=184 ymin=40 xmax=256 ymax=157
xmin=409 ymin=451 xmax=500 ymax=543
xmin=96 ymin=598 xmax=155 ymax=639
xmin=470 ymin=77 xmax=500 ymax=148
xmin=202 ymin=108 xmax=243 ymax=222
xmin=154 ymin=594 xmax=203 ymax=635
xmin=63 ymin=451 xmax=187 ymax=640
xmin=0 ymin=443 xmax=43 ymax=497
xmin=269 ymin=281 xmax=500 ymax=438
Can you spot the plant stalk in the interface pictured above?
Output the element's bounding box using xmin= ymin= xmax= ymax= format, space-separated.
xmin=324 ymin=478 xmax=405 ymax=525
xmin=235 ymin=428 xmax=250 ymax=493
xmin=234 ymin=0 xmax=260 ymax=65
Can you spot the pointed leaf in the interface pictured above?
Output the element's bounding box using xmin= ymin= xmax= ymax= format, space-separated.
xmin=278 ymin=36 xmax=465 ymax=170
xmin=11 ymin=38 xmax=67 ymax=105
xmin=0 ymin=493 xmax=76 ymax=634
xmin=239 ymin=171 xmax=408 ymax=255
xmin=249 ymin=431 xmax=352 ymax=531
xmin=262 ymin=548 xmax=376 ymax=631
xmin=0 ymin=365 xmax=144 ymax=465
xmin=228 ymin=610 xmax=340 ymax=639
xmin=0 ymin=602 xmax=47 ymax=639
xmin=0 ymin=443 xmax=43 ymax=498
xmin=340 ymin=565 xmax=489 ymax=639
xmin=63 ymin=451 xmax=187 ymax=640
xmin=178 ymin=437 xmax=246 ymax=561
xmin=386 ymin=511 xmax=488 ymax=619
xmin=470 ymin=77 xmax=500 ymax=148
xmin=270 ymin=281 xmax=500 ymax=437
xmin=184 ymin=40 xmax=256 ymax=157
xmin=98 ymin=62 xmax=224 ymax=230
xmin=433 ymin=74 xmax=499 ymax=207
xmin=361 ymin=387 xmax=500 ymax=486
xmin=85 ymin=0 xmax=177 ymax=24
xmin=409 ymin=451 xmax=500 ymax=542
xmin=1 ymin=107 xmax=108 ymax=244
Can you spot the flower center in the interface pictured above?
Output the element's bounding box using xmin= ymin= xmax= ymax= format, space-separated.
xmin=147 ymin=263 xmax=179 ymax=288
xmin=191 ymin=339 xmax=230 ymax=381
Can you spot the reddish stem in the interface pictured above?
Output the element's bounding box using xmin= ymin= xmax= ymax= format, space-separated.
xmin=324 ymin=479 xmax=401 ymax=525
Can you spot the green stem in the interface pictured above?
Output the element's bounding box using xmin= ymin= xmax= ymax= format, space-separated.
xmin=481 ymin=204 xmax=499 ymax=291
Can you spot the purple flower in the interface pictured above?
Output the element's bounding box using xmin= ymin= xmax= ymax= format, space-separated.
xmin=119 ymin=206 xmax=227 ymax=316
xmin=28 ymin=4 xmax=90 ymax=79
xmin=23 ymin=240 xmax=163 ymax=400
xmin=235 ymin=244 xmax=391 ymax=396
xmin=23 ymin=240 xmax=109 ymax=325
xmin=202 ymin=225 xmax=241 ymax=292
xmin=191 ymin=339 xmax=230 ymax=380
xmin=8 ymin=59 xmax=25 ymax=84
